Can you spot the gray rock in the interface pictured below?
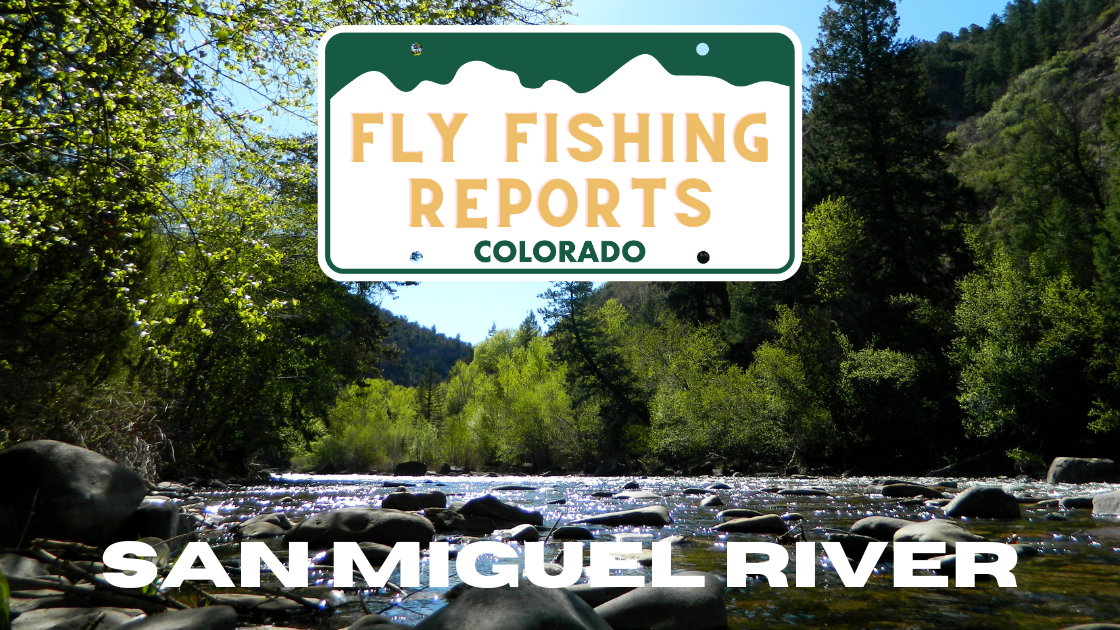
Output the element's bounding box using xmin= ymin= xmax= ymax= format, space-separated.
xmin=414 ymin=579 xmax=612 ymax=630
xmin=0 ymin=553 xmax=49 ymax=579
xmin=1060 ymin=496 xmax=1096 ymax=510
xmin=551 ymin=526 xmax=595 ymax=540
xmin=573 ymin=506 xmax=672 ymax=527
xmin=591 ymin=491 xmax=616 ymax=498
xmin=699 ymin=495 xmax=724 ymax=507
xmin=613 ymin=491 xmax=661 ymax=501
xmin=212 ymin=594 xmax=323 ymax=614
xmin=13 ymin=608 xmax=142 ymax=630
xmin=706 ymin=483 xmax=732 ymax=490
xmin=566 ymin=584 xmax=638 ymax=607
xmin=508 ymin=524 xmax=540 ymax=542
xmin=943 ymin=486 xmax=1021 ymax=518
xmin=893 ymin=519 xmax=985 ymax=554
xmin=313 ymin=542 xmax=394 ymax=567
xmin=492 ymin=485 xmax=537 ymax=491
xmin=825 ymin=533 xmax=892 ymax=562
xmin=394 ymin=461 xmax=428 ymax=476
xmin=683 ymin=488 xmax=715 ymax=495
xmin=1047 ymin=457 xmax=1117 ymax=484
xmin=1055 ymin=625 xmax=1120 ymax=629
xmin=381 ymin=491 xmax=446 ymax=511
xmin=112 ymin=500 xmax=193 ymax=546
xmin=621 ymin=481 xmax=641 ymax=490
xmin=424 ymin=508 xmax=503 ymax=534
xmin=0 ymin=440 xmax=148 ymax=547
xmin=1092 ymin=489 xmax=1120 ymax=515
xmin=595 ymin=571 xmax=726 ymax=630
xmin=284 ymin=508 xmax=434 ymax=547
xmin=459 ymin=495 xmax=543 ymax=526
xmin=713 ymin=514 xmax=788 ymax=535
xmin=118 ymin=606 xmax=237 ymax=630
xmin=850 ymin=516 xmax=912 ymax=541
xmin=717 ymin=508 xmax=763 ymax=521
xmin=237 ymin=513 xmax=292 ymax=538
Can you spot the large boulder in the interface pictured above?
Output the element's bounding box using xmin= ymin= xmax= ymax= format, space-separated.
xmin=943 ymin=486 xmax=1020 ymax=518
xmin=414 ymin=579 xmax=612 ymax=630
xmin=381 ymin=491 xmax=446 ymax=512
xmin=0 ymin=440 xmax=148 ymax=547
xmin=1092 ymin=489 xmax=1120 ymax=515
xmin=850 ymin=516 xmax=912 ymax=541
xmin=573 ymin=506 xmax=672 ymax=527
xmin=458 ymin=495 xmax=543 ymax=526
xmin=1047 ymin=458 xmax=1117 ymax=484
xmin=394 ymin=461 xmax=428 ymax=476
xmin=284 ymin=508 xmax=434 ymax=547
xmin=118 ymin=606 xmax=238 ymax=630
xmin=594 ymin=571 xmax=727 ymax=630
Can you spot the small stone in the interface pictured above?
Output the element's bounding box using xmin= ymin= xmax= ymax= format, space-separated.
xmin=850 ymin=516 xmax=912 ymax=541
xmin=507 ymin=524 xmax=540 ymax=542
xmin=699 ymin=495 xmax=723 ymax=507
xmin=459 ymin=495 xmax=543 ymax=526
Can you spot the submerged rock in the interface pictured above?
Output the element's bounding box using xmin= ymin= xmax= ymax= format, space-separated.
xmin=573 ymin=506 xmax=672 ymax=527
xmin=613 ymin=491 xmax=661 ymax=501
xmin=0 ymin=440 xmax=149 ymax=548
xmin=594 ymin=571 xmax=727 ymax=630
xmin=414 ymin=579 xmax=612 ymax=630
xmin=699 ymin=495 xmax=724 ymax=507
xmin=13 ymin=607 xmax=142 ymax=630
xmin=1047 ymin=457 xmax=1117 ymax=484
xmin=943 ymin=486 xmax=1021 ymax=518
xmin=284 ymin=508 xmax=434 ymax=546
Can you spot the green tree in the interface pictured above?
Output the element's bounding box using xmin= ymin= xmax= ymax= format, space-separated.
xmin=539 ymin=282 xmax=647 ymax=452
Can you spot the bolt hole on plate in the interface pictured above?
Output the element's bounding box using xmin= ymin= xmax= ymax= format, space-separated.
xmin=697 ymin=251 xmax=710 ymax=264
xmin=410 ymin=251 xmax=423 ymax=264
xmin=696 ymin=42 xmax=709 ymax=56
xmin=411 ymin=42 xmax=423 ymax=55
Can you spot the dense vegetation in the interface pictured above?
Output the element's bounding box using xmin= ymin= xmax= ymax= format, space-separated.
xmin=377 ymin=311 xmax=474 ymax=388
xmin=5 ymin=0 xmax=1120 ymax=478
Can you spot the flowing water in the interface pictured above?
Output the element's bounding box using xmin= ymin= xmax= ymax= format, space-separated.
xmin=186 ymin=474 xmax=1120 ymax=629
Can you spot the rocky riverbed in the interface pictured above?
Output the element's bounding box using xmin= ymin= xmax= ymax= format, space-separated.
xmin=3 ymin=441 xmax=1120 ymax=629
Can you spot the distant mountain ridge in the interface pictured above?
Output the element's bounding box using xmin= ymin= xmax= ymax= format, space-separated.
xmin=376 ymin=308 xmax=473 ymax=387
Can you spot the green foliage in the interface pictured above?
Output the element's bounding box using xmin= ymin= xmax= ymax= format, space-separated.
xmin=304 ymin=379 xmax=432 ymax=472
xmin=0 ymin=565 xmax=8 ymax=630
xmin=951 ymin=244 xmax=1104 ymax=443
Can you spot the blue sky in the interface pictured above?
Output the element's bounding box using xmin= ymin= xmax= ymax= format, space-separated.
xmin=379 ymin=0 xmax=1012 ymax=344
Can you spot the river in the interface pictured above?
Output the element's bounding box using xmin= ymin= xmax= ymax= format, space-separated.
xmin=189 ymin=473 xmax=1120 ymax=629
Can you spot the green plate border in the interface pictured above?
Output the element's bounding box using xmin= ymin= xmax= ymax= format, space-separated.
xmin=320 ymin=28 xmax=800 ymax=276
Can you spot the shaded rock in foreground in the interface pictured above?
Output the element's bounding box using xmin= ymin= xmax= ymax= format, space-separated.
xmin=566 ymin=584 xmax=639 ymax=607
xmin=414 ymin=579 xmax=611 ymax=630
xmin=284 ymin=508 xmax=434 ymax=547
xmin=118 ymin=606 xmax=237 ymax=630
xmin=943 ymin=486 xmax=1020 ymax=519
xmin=0 ymin=440 xmax=148 ymax=547
xmin=13 ymin=607 xmax=142 ymax=630
xmin=594 ymin=571 xmax=727 ymax=630
xmin=572 ymin=506 xmax=672 ymax=527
